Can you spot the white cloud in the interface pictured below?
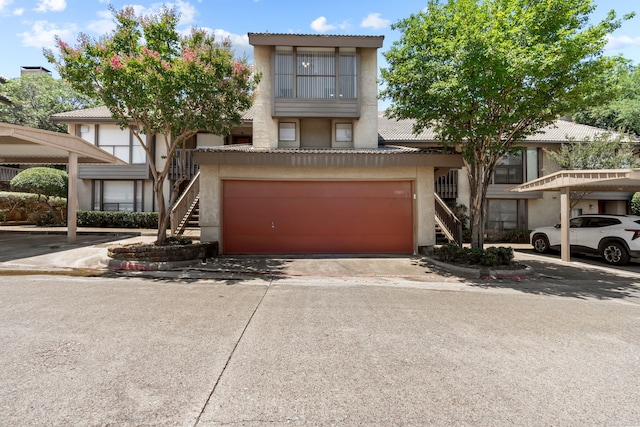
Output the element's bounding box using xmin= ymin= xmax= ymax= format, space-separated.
xmin=171 ymin=0 xmax=197 ymax=25
xmin=0 ymin=0 xmax=12 ymax=12
xmin=88 ymin=10 xmax=117 ymax=36
xmin=193 ymin=27 xmax=252 ymax=60
xmin=311 ymin=16 xmax=336 ymax=32
xmin=13 ymin=7 xmax=23 ymax=15
xmin=606 ymin=34 xmax=640 ymax=51
xmin=18 ymin=20 xmax=76 ymax=49
xmin=34 ymin=0 xmax=67 ymax=13
xmin=360 ymin=13 xmax=390 ymax=30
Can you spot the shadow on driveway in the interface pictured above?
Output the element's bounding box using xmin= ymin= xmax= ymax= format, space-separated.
xmin=450 ymin=249 xmax=640 ymax=301
xmin=0 ymin=231 xmax=135 ymax=263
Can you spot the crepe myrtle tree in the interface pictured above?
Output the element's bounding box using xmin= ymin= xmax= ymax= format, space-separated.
xmin=381 ymin=0 xmax=632 ymax=249
xmin=45 ymin=6 xmax=259 ymax=244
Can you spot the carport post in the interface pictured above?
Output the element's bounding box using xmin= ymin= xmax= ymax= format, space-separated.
xmin=560 ymin=187 xmax=570 ymax=262
xmin=67 ymin=152 xmax=78 ymax=244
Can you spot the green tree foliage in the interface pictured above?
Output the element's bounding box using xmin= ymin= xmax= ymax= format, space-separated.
xmin=631 ymin=192 xmax=640 ymax=215
xmin=0 ymin=74 xmax=100 ymax=132
xmin=546 ymin=133 xmax=640 ymax=169
xmin=546 ymin=132 xmax=640 ymax=210
xmin=380 ymin=0 xmax=632 ymax=248
xmin=573 ymin=62 xmax=640 ymax=135
xmin=11 ymin=167 xmax=68 ymax=198
xmin=45 ymin=6 xmax=260 ymax=244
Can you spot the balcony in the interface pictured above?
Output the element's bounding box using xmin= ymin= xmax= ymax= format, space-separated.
xmin=169 ymin=149 xmax=199 ymax=181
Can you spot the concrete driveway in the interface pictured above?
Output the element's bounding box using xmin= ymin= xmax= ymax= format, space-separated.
xmin=1 ymin=274 xmax=639 ymax=426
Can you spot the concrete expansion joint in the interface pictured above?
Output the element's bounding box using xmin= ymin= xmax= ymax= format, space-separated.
xmin=192 ymin=280 xmax=273 ymax=426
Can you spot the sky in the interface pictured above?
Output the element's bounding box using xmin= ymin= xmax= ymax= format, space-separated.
xmin=1 ymin=0 xmax=639 ymax=82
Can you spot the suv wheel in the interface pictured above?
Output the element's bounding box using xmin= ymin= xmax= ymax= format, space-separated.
xmin=532 ymin=234 xmax=550 ymax=254
xmin=601 ymin=241 xmax=631 ymax=266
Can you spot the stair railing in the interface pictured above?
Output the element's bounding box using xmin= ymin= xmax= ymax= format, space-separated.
xmin=434 ymin=192 xmax=462 ymax=246
xmin=170 ymin=171 xmax=200 ymax=237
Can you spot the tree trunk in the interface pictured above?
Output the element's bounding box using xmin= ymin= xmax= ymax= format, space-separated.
xmin=155 ymin=177 xmax=168 ymax=245
xmin=466 ymin=160 xmax=490 ymax=249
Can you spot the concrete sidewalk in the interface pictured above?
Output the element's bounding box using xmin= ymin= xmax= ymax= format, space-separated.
xmin=1 ymin=225 xmax=639 ymax=286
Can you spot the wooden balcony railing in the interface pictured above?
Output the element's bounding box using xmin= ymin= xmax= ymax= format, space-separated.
xmin=0 ymin=166 xmax=20 ymax=183
xmin=169 ymin=149 xmax=199 ymax=181
xmin=435 ymin=169 xmax=458 ymax=199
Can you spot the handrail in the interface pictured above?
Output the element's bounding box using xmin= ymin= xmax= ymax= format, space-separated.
xmin=170 ymin=171 xmax=200 ymax=236
xmin=434 ymin=192 xmax=462 ymax=246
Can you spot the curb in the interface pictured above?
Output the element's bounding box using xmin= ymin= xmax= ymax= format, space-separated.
xmin=424 ymin=256 xmax=536 ymax=280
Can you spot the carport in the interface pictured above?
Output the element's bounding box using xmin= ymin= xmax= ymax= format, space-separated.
xmin=0 ymin=123 xmax=125 ymax=243
xmin=511 ymin=169 xmax=640 ymax=262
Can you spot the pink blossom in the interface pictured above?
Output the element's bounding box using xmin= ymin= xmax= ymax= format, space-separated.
xmin=110 ymin=55 xmax=123 ymax=70
xmin=162 ymin=61 xmax=171 ymax=71
xmin=182 ymin=46 xmax=195 ymax=62
xmin=232 ymin=60 xmax=244 ymax=76
xmin=142 ymin=46 xmax=161 ymax=60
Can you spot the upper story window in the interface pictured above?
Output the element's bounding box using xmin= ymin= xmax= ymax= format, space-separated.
xmin=492 ymin=148 xmax=540 ymax=184
xmin=96 ymin=125 xmax=146 ymax=164
xmin=275 ymin=47 xmax=357 ymax=100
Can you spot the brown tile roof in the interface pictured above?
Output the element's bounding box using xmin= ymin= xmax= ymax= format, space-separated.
xmin=53 ymin=106 xmax=629 ymax=143
xmin=52 ymin=105 xmax=257 ymax=122
xmin=376 ymin=114 xmax=632 ymax=144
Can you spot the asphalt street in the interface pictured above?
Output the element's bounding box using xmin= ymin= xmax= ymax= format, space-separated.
xmin=1 ymin=274 xmax=639 ymax=426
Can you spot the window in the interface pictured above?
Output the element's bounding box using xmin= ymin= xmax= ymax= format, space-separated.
xmin=97 ymin=127 xmax=146 ymax=164
xmin=526 ymin=148 xmax=540 ymax=181
xmin=338 ymin=49 xmax=356 ymax=98
xmin=279 ymin=122 xmax=296 ymax=142
xmin=335 ymin=123 xmax=353 ymax=142
xmin=94 ymin=180 xmax=143 ymax=212
xmin=494 ymin=151 xmax=523 ymax=184
xmin=493 ymin=149 xmax=540 ymax=184
xmin=486 ymin=199 xmax=527 ymax=233
xmin=274 ymin=47 xmax=357 ymax=100
xmin=275 ymin=48 xmax=293 ymax=98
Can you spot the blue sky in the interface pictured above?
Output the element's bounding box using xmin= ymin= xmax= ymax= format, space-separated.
xmin=1 ymin=0 xmax=639 ymax=81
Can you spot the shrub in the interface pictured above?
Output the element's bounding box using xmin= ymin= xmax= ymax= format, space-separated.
xmin=632 ymin=192 xmax=640 ymax=215
xmin=10 ymin=167 xmax=68 ymax=198
xmin=434 ymin=244 xmax=514 ymax=267
xmin=504 ymin=229 xmax=531 ymax=243
xmin=0 ymin=191 xmax=66 ymax=224
xmin=76 ymin=210 xmax=158 ymax=228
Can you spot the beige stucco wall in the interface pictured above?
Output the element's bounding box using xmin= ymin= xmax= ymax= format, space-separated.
xmin=251 ymin=45 xmax=380 ymax=150
xmin=353 ymin=47 xmax=379 ymax=149
xmin=199 ymin=165 xmax=436 ymax=253
xmin=252 ymin=45 xmax=278 ymax=149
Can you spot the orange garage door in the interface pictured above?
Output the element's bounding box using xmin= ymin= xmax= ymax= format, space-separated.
xmin=222 ymin=180 xmax=413 ymax=254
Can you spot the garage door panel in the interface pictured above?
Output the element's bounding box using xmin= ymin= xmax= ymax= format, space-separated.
xmin=223 ymin=180 xmax=413 ymax=254
xmin=226 ymin=234 xmax=411 ymax=255
xmin=225 ymin=180 xmax=412 ymax=200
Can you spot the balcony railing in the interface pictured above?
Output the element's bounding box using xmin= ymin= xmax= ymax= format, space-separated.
xmin=435 ymin=170 xmax=458 ymax=199
xmin=169 ymin=149 xmax=199 ymax=181
xmin=0 ymin=166 xmax=20 ymax=183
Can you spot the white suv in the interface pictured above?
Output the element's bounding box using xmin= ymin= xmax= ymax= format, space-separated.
xmin=530 ymin=214 xmax=640 ymax=266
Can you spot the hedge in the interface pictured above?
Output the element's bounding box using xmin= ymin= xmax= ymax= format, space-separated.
xmin=76 ymin=210 xmax=158 ymax=228
xmin=434 ymin=244 xmax=514 ymax=267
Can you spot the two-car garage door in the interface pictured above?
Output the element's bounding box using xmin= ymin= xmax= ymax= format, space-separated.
xmin=222 ymin=180 xmax=414 ymax=254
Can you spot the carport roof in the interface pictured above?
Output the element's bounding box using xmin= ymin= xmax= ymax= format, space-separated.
xmin=510 ymin=169 xmax=640 ymax=193
xmin=0 ymin=122 xmax=125 ymax=165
